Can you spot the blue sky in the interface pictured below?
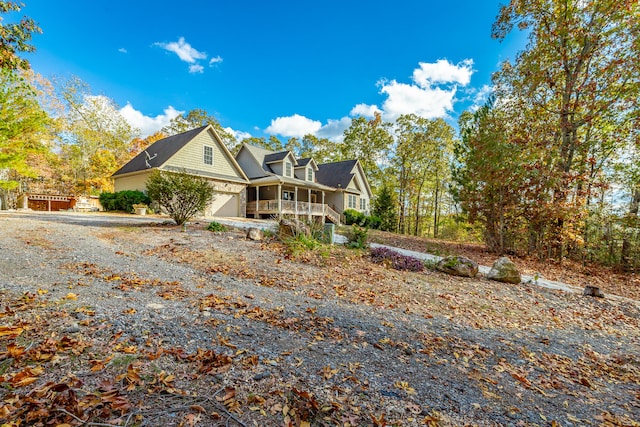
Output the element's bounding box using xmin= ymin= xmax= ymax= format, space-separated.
xmin=20 ymin=0 xmax=526 ymax=141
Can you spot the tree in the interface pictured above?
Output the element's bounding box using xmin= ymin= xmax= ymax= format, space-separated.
xmin=239 ymin=135 xmax=283 ymax=152
xmin=299 ymin=134 xmax=336 ymax=164
xmin=146 ymin=169 xmax=215 ymax=225
xmin=491 ymin=0 xmax=640 ymax=258
xmin=0 ymin=68 xmax=50 ymax=208
xmin=0 ymin=1 xmax=41 ymax=70
xmin=129 ymin=132 xmax=165 ymax=157
xmin=453 ymin=104 xmax=530 ymax=253
xmin=372 ymin=182 xmax=397 ymax=232
xmin=56 ymin=76 xmax=139 ymax=194
xmin=341 ymin=113 xmax=393 ymax=188
xmin=392 ymin=114 xmax=455 ymax=237
xmin=161 ymin=109 xmax=236 ymax=151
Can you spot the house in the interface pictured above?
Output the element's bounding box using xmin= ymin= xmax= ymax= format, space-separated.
xmin=112 ymin=125 xmax=250 ymax=217
xmin=235 ymin=144 xmax=373 ymax=224
xmin=316 ymin=159 xmax=372 ymax=216
xmin=112 ymin=126 xmax=373 ymax=223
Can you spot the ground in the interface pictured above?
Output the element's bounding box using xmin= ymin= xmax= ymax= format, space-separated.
xmin=0 ymin=211 xmax=638 ymax=427
xmin=367 ymin=230 xmax=640 ymax=301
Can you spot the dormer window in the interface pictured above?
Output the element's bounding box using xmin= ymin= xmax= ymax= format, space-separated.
xmin=307 ymin=168 xmax=313 ymax=181
xmin=203 ymin=145 xmax=213 ymax=165
xmin=285 ymin=161 xmax=292 ymax=177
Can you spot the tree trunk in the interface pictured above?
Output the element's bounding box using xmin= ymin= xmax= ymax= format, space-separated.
xmin=621 ymin=188 xmax=640 ymax=271
xmin=433 ymin=169 xmax=440 ymax=238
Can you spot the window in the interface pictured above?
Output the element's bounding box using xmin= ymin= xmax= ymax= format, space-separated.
xmin=285 ymin=161 xmax=292 ymax=177
xmin=283 ymin=190 xmax=295 ymax=201
xmin=307 ymin=168 xmax=313 ymax=181
xmin=203 ymin=145 xmax=213 ymax=165
xmin=360 ymin=198 xmax=366 ymax=211
xmin=348 ymin=194 xmax=357 ymax=209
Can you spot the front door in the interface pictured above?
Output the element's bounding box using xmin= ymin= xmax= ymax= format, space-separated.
xmin=310 ymin=194 xmax=317 ymax=204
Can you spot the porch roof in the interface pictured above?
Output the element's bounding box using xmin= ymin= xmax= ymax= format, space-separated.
xmin=249 ymin=175 xmax=335 ymax=191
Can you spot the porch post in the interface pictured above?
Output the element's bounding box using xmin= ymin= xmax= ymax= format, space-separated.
xmin=307 ymin=188 xmax=312 ymax=222
xmin=322 ymin=192 xmax=325 ymax=217
xmin=256 ymin=186 xmax=260 ymax=219
xmin=294 ymin=186 xmax=298 ymax=220
xmin=277 ymin=184 xmax=282 ymax=220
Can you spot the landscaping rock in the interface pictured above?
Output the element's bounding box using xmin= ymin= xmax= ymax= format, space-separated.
xmin=278 ymin=218 xmax=310 ymax=238
xmin=246 ymin=227 xmax=263 ymax=241
xmin=487 ymin=257 xmax=521 ymax=284
xmin=583 ymin=285 xmax=605 ymax=298
xmin=436 ymin=256 xmax=479 ymax=277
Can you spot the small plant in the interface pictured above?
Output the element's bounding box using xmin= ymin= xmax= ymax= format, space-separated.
xmin=262 ymin=228 xmax=276 ymax=239
xmin=370 ymin=247 xmax=425 ymax=272
xmin=207 ymin=221 xmax=227 ymax=232
xmin=347 ymin=225 xmax=369 ymax=249
xmin=279 ymin=218 xmax=329 ymax=258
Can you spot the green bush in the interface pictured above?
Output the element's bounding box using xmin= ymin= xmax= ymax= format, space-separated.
xmin=99 ymin=190 xmax=150 ymax=213
xmin=146 ymin=169 xmax=215 ymax=225
xmin=365 ymin=215 xmax=382 ymax=230
xmin=207 ymin=221 xmax=227 ymax=232
xmin=344 ymin=209 xmax=366 ymax=226
xmin=347 ymin=225 xmax=369 ymax=249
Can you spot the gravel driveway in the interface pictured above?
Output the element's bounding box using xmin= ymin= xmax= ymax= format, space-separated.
xmin=0 ymin=211 xmax=638 ymax=426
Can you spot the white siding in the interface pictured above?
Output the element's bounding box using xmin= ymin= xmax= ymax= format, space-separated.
xmin=114 ymin=172 xmax=153 ymax=193
xmin=166 ymin=129 xmax=243 ymax=179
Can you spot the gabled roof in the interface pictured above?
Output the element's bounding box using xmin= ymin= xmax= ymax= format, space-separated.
xmin=112 ymin=126 xmax=208 ymax=176
xmin=316 ymin=159 xmax=373 ymax=198
xmin=112 ymin=125 xmax=249 ymax=183
xmin=238 ymin=144 xmax=297 ymax=176
xmin=296 ymin=158 xmax=318 ymax=170
xmin=264 ymin=151 xmax=293 ymax=164
xmin=315 ymin=159 xmax=358 ymax=189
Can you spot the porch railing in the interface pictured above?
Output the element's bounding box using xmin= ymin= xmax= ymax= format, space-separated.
xmin=247 ymin=199 xmax=341 ymax=224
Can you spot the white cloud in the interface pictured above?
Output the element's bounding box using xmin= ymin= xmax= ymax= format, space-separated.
xmin=259 ymin=59 xmax=478 ymax=145
xmin=374 ymin=58 xmax=475 ymax=121
xmin=317 ymin=117 xmax=352 ymax=142
xmin=154 ymin=37 xmax=222 ymax=73
xmin=225 ymin=127 xmax=252 ymax=142
xmin=118 ymin=48 xmax=127 ymax=54
xmin=189 ymin=64 xmax=204 ymax=74
xmin=469 ymin=84 xmax=493 ymax=111
xmin=412 ymin=59 xmax=474 ymax=87
xmin=155 ymin=37 xmax=207 ymax=63
xmin=120 ymin=103 xmax=184 ymax=137
xmin=379 ymin=80 xmax=457 ymax=120
xmin=265 ymin=114 xmax=322 ymax=138
xmin=350 ymin=103 xmax=381 ymax=118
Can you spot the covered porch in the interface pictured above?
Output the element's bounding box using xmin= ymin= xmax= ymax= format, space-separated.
xmin=246 ymin=180 xmax=340 ymax=224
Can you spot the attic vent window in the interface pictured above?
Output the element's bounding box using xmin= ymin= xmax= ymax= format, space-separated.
xmin=204 ymin=145 xmax=213 ymax=165
xmin=285 ymin=161 xmax=292 ymax=177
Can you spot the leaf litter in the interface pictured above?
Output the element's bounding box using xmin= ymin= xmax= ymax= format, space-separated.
xmin=0 ymin=213 xmax=638 ymax=426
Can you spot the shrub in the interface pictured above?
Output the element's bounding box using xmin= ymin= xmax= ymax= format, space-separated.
xmin=344 ymin=209 xmax=366 ymax=226
xmin=99 ymin=190 xmax=150 ymax=213
xmin=347 ymin=225 xmax=369 ymax=249
xmin=370 ymin=247 xmax=425 ymax=272
xmin=146 ymin=169 xmax=215 ymax=225
xmin=207 ymin=221 xmax=227 ymax=232
xmin=365 ymin=215 xmax=382 ymax=230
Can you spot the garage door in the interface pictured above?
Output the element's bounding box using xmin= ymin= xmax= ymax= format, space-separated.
xmin=207 ymin=193 xmax=239 ymax=217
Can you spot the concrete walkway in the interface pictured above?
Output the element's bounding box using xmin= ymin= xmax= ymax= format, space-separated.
xmin=368 ymin=242 xmax=583 ymax=294
xmin=211 ymin=217 xmax=637 ymax=302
